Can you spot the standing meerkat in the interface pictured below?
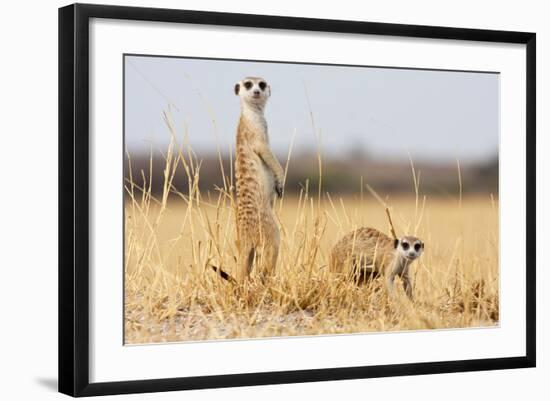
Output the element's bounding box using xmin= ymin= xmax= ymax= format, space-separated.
xmin=329 ymin=227 xmax=424 ymax=299
xmin=212 ymin=77 xmax=284 ymax=284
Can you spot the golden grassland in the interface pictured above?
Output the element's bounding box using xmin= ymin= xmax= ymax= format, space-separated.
xmin=124 ymin=125 xmax=499 ymax=344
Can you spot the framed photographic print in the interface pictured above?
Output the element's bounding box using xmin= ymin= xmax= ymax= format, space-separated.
xmin=58 ymin=3 xmax=536 ymax=397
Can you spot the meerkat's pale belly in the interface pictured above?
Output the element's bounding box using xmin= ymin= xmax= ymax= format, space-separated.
xmin=258 ymin=157 xmax=275 ymax=201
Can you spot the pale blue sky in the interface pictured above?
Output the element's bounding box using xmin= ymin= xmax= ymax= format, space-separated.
xmin=124 ymin=55 xmax=499 ymax=163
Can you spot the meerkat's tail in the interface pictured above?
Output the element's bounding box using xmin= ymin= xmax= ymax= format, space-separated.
xmin=209 ymin=265 xmax=237 ymax=284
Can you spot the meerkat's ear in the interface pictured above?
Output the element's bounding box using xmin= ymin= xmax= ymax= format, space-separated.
xmin=394 ymin=238 xmax=399 ymax=249
xmin=234 ymin=83 xmax=240 ymax=95
xmin=421 ymin=242 xmax=425 ymax=249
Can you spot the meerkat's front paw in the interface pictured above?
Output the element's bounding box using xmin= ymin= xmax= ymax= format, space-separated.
xmin=275 ymin=181 xmax=283 ymax=198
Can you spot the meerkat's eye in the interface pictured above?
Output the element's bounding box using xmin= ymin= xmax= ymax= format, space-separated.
xmin=258 ymin=81 xmax=267 ymax=91
xmin=244 ymin=81 xmax=253 ymax=90
xmin=401 ymin=242 xmax=409 ymax=251
xmin=414 ymin=243 xmax=422 ymax=252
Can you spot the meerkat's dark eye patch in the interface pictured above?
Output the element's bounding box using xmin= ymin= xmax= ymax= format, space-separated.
xmin=414 ymin=243 xmax=422 ymax=252
xmin=401 ymin=242 xmax=410 ymax=251
xmin=244 ymin=81 xmax=253 ymax=90
xmin=259 ymin=81 xmax=267 ymax=91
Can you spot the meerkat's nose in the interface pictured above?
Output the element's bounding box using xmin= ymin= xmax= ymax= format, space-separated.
xmin=253 ymin=89 xmax=260 ymax=95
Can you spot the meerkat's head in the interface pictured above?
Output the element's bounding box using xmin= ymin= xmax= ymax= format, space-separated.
xmin=393 ymin=236 xmax=424 ymax=261
xmin=234 ymin=76 xmax=271 ymax=108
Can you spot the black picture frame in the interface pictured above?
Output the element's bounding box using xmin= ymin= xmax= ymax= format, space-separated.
xmin=58 ymin=3 xmax=536 ymax=397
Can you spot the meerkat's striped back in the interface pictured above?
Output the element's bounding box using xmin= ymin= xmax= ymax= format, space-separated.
xmin=329 ymin=227 xmax=395 ymax=276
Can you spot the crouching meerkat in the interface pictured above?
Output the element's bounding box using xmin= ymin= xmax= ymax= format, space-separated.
xmin=212 ymin=77 xmax=284 ymax=284
xmin=329 ymin=227 xmax=424 ymax=299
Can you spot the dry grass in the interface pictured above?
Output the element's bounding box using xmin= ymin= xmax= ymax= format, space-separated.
xmin=124 ymin=117 xmax=499 ymax=344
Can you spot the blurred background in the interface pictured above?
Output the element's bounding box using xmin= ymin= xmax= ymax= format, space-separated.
xmin=124 ymin=55 xmax=499 ymax=196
